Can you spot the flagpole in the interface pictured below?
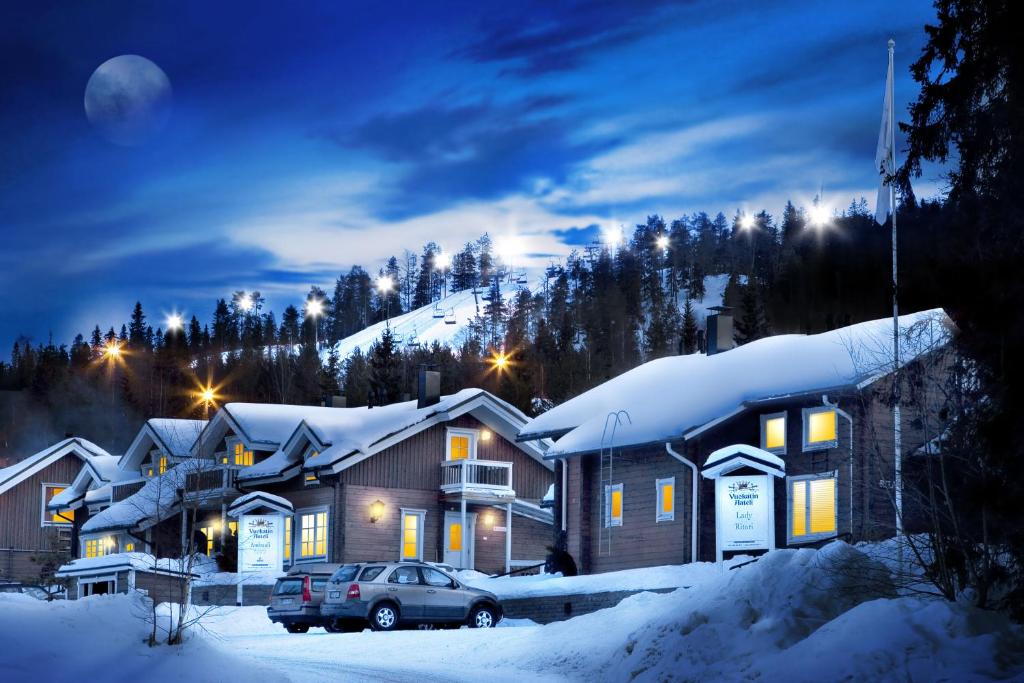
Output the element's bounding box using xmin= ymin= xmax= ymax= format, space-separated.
xmin=888 ymin=38 xmax=903 ymax=544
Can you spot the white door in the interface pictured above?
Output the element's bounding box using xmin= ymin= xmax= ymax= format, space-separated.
xmin=443 ymin=511 xmax=476 ymax=569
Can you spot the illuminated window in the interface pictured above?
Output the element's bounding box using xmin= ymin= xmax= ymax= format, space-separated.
xmin=228 ymin=521 xmax=237 ymax=536
xmin=233 ymin=442 xmax=254 ymax=466
xmin=449 ymin=521 xmax=462 ymax=552
xmin=298 ymin=510 xmax=328 ymax=558
xmin=605 ymin=483 xmax=623 ymax=527
xmin=199 ymin=525 xmax=216 ymax=555
xmin=305 ymin=473 xmax=319 ymax=486
xmin=125 ymin=542 xmax=135 ymax=552
xmin=158 ymin=456 xmax=167 ymax=474
xmin=760 ymin=412 xmax=787 ymax=453
xmin=803 ymin=408 xmax=838 ymax=450
xmin=788 ymin=473 xmax=838 ymax=543
xmin=449 ymin=435 xmax=469 ymax=460
xmin=148 ymin=467 xmax=155 ymax=476
xmin=656 ymin=477 xmax=675 ymax=522
xmin=283 ymin=516 xmax=292 ymax=562
xmin=400 ymin=509 xmax=425 ymax=560
xmin=41 ymin=485 xmax=73 ymax=526
xmin=82 ymin=536 xmax=113 ymax=558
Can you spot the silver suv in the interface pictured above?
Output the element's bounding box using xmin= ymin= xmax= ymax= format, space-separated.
xmin=320 ymin=561 xmax=502 ymax=631
xmin=267 ymin=563 xmax=342 ymax=633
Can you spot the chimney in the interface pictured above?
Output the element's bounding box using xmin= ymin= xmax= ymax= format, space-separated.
xmin=706 ymin=306 xmax=735 ymax=355
xmin=418 ymin=368 xmax=441 ymax=408
xmin=329 ymin=395 xmax=346 ymax=408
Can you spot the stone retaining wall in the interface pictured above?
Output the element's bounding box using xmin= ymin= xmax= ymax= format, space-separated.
xmin=501 ymin=587 xmax=677 ymax=624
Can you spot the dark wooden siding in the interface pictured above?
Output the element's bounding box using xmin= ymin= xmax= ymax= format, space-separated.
xmin=468 ymin=506 xmax=551 ymax=575
xmin=134 ymin=571 xmax=188 ymax=604
xmin=0 ymin=455 xmax=81 ymax=552
xmin=340 ymin=484 xmax=440 ymax=564
xmin=337 ymin=416 xmax=553 ymax=501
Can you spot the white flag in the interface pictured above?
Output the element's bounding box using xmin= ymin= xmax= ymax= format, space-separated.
xmin=874 ymin=43 xmax=894 ymax=225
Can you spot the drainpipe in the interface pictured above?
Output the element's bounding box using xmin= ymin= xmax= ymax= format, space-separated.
xmin=823 ymin=395 xmax=855 ymax=540
xmin=561 ymin=461 xmax=568 ymax=532
xmin=665 ymin=442 xmax=698 ymax=563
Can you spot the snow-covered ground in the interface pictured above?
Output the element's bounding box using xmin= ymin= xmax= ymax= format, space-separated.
xmin=4 ymin=541 xmax=1022 ymax=682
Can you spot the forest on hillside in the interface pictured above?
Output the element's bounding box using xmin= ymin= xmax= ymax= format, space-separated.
xmin=0 ymin=195 xmax=951 ymax=459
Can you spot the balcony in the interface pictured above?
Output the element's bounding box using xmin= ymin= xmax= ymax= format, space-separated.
xmin=440 ymin=459 xmax=514 ymax=500
xmin=183 ymin=465 xmax=241 ymax=504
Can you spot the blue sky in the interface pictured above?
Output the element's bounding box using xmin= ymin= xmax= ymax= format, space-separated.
xmin=0 ymin=0 xmax=941 ymax=354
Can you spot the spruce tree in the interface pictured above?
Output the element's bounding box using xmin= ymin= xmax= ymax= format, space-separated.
xmin=369 ymin=328 xmax=402 ymax=405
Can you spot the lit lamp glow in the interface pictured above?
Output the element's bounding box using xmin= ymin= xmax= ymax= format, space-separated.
xmin=656 ymin=234 xmax=670 ymax=250
xmin=103 ymin=342 xmax=122 ymax=360
xmin=739 ymin=214 xmax=757 ymax=230
xmin=491 ymin=351 xmax=510 ymax=371
xmin=369 ymin=499 xmax=385 ymax=523
xmin=434 ymin=252 xmax=451 ymax=270
xmin=376 ymin=276 xmax=394 ymax=294
xmin=809 ymin=204 xmax=831 ymax=228
xmin=305 ymin=298 xmax=324 ymax=318
xmin=480 ymin=429 xmax=492 ymax=442
xmin=238 ymin=294 xmax=253 ymax=312
xmin=166 ymin=313 xmax=183 ymax=332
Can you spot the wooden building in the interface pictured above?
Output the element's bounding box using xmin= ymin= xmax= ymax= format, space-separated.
xmin=519 ymin=309 xmax=953 ymax=574
xmin=56 ymin=379 xmax=555 ymax=595
xmin=0 ymin=438 xmax=116 ymax=583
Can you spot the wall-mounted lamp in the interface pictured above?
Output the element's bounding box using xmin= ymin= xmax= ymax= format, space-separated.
xmin=482 ymin=512 xmax=495 ymax=529
xmin=104 ymin=536 xmax=116 ymax=549
xmin=480 ymin=429 xmax=492 ymax=442
xmin=369 ymin=499 xmax=385 ymax=523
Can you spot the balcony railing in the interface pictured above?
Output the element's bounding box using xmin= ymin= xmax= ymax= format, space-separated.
xmin=112 ymin=480 xmax=146 ymax=502
xmin=184 ymin=466 xmax=240 ymax=496
xmin=440 ymin=459 xmax=514 ymax=498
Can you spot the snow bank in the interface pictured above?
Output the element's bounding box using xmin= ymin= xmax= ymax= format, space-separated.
xmin=457 ymin=562 xmax=722 ymax=598
xmin=0 ymin=592 xmax=285 ymax=683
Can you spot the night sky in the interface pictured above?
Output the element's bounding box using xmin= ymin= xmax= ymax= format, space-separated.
xmin=1 ymin=1 xmax=941 ymax=354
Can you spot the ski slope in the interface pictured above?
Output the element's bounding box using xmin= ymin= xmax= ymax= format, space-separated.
xmin=327 ymin=285 xmax=521 ymax=360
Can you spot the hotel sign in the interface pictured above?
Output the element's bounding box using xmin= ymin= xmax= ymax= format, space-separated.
xmin=238 ymin=514 xmax=283 ymax=572
xmin=716 ymin=475 xmax=771 ymax=551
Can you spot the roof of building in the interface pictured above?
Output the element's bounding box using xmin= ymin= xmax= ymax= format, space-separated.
xmin=238 ymin=388 xmax=549 ymax=483
xmin=147 ymin=419 xmax=207 ymax=457
xmin=80 ymin=460 xmax=202 ymax=533
xmin=522 ymin=308 xmax=953 ymax=458
xmin=0 ymin=437 xmax=115 ymax=496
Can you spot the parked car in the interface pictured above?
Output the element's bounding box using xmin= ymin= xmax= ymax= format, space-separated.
xmin=0 ymin=583 xmax=53 ymax=600
xmin=320 ymin=560 xmax=502 ymax=632
xmin=267 ymin=563 xmax=342 ymax=633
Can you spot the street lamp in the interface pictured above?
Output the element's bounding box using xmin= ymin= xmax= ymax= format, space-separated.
xmin=490 ymin=350 xmax=510 ymax=372
xmin=656 ymin=234 xmax=670 ymax=251
xmin=377 ymin=276 xmax=395 ymax=322
xmin=305 ymin=298 xmax=324 ymax=349
xmin=434 ymin=251 xmax=451 ymax=297
xmin=103 ymin=341 xmax=122 ymax=360
xmin=739 ymin=213 xmax=759 ymax=275
xmin=166 ymin=313 xmax=183 ymax=333
xmin=739 ymin=213 xmax=757 ymax=231
xmin=238 ymin=294 xmax=253 ymax=312
xmin=809 ymin=204 xmax=831 ymax=228
xmin=198 ymin=384 xmax=218 ymax=419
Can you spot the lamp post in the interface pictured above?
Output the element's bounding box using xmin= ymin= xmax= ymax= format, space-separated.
xmin=435 ymin=252 xmax=451 ymax=298
xmin=305 ymin=298 xmax=324 ymax=350
xmin=377 ymin=276 xmax=395 ymax=323
xmin=739 ymin=213 xmax=757 ymax=277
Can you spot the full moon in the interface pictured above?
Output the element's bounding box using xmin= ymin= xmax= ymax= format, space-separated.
xmin=84 ymin=55 xmax=172 ymax=146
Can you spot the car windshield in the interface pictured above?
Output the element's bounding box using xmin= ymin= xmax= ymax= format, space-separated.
xmin=330 ymin=565 xmax=360 ymax=583
xmin=422 ymin=568 xmax=454 ymax=588
xmin=273 ymin=578 xmax=303 ymax=596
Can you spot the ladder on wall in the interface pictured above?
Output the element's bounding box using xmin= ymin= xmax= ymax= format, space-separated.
xmin=598 ymin=410 xmax=631 ymax=556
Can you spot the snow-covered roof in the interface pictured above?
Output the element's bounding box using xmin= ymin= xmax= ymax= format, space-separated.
xmin=147 ymin=418 xmax=207 ymax=457
xmin=525 ymin=309 xmax=953 ymax=457
xmin=0 ymin=437 xmax=114 ymax=496
xmin=56 ymin=552 xmax=216 ymax=578
xmin=227 ymin=491 xmax=294 ymax=517
xmin=81 ymin=460 xmax=203 ymax=533
xmin=238 ymin=388 xmax=548 ymax=482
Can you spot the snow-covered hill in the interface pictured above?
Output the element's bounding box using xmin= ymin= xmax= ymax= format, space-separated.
xmin=327 ymin=284 xmax=521 ymax=361
xmin=325 ymin=274 xmax=732 ymax=362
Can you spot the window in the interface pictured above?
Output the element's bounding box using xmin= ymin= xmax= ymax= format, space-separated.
xmin=199 ymin=525 xmax=216 ymax=555
xmin=232 ymin=442 xmax=254 ymax=466
xmin=124 ymin=542 xmax=135 ymax=552
xmin=147 ymin=466 xmax=155 ymax=476
xmin=449 ymin=521 xmax=462 ymax=552
xmin=359 ymin=566 xmax=385 ymax=581
xmin=803 ymin=407 xmax=838 ymax=451
xmin=158 ymin=456 xmax=168 ymax=474
xmin=283 ymin=516 xmax=292 ymax=562
xmin=228 ymin=521 xmax=237 ymax=536
xmin=298 ymin=510 xmax=328 ymax=559
xmin=305 ymin=473 xmax=319 ymax=486
xmin=788 ymin=473 xmax=838 ymax=543
xmin=422 ymin=567 xmax=454 ymax=588
xmin=388 ymin=566 xmax=421 ymax=585
xmin=400 ymin=509 xmax=426 ymax=560
xmin=41 ymin=484 xmax=73 ymax=526
xmin=446 ymin=429 xmax=477 ymax=461
xmin=83 ymin=536 xmax=114 ymax=558
xmin=604 ymin=483 xmax=623 ymax=527
xmin=761 ymin=412 xmax=787 ymax=453
xmin=656 ymin=477 xmax=675 ymax=522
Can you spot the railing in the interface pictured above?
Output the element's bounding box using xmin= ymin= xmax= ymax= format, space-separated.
xmin=184 ymin=466 xmax=239 ymax=494
xmin=112 ymin=480 xmax=146 ymax=502
xmin=440 ymin=459 xmax=514 ymax=496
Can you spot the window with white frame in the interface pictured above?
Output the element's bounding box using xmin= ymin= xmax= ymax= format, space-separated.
xmin=788 ymin=472 xmax=838 ymax=544
xmin=82 ymin=535 xmax=116 ymax=558
xmin=445 ymin=428 xmax=478 ymax=461
xmin=400 ymin=508 xmax=426 ymax=560
xmin=802 ymin=407 xmax=838 ymax=451
xmin=760 ymin=412 xmax=787 ymax=453
xmin=296 ymin=508 xmax=329 ymax=560
xmin=604 ymin=483 xmax=623 ymax=527
xmin=656 ymin=477 xmax=675 ymax=522
xmin=41 ymin=484 xmax=73 ymax=526
xmin=283 ymin=515 xmax=293 ymax=563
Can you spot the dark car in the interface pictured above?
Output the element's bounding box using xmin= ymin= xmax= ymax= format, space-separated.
xmin=266 ymin=563 xmax=342 ymax=633
xmin=320 ymin=561 xmax=502 ymax=632
xmin=0 ymin=583 xmax=56 ymax=600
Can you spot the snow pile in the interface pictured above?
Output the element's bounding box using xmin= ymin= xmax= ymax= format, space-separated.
xmin=57 ymin=552 xmax=219 ymax=578
xmin=525 ymin=308 xmax=952 ymax=454
xmin=0 ymin=592 xmax=285 ymax=683
xmin=147 ymin=418 xmax=207 ymax=457
xmin=458 ymin=562 xmax=722 ymax=599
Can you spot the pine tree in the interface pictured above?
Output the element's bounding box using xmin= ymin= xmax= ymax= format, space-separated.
xmin=369 ymin=328 xmax=402 ymax=405
xmin=734 ymin=284 xmax=768 ymax=345
xmin=342 ymin=348 xmax=370 ymax=407
xmin=128 ymin=302 xmax=147 ymax=347
xmin=451 ymin=242 xmax=479 ymax=292
xmin=681 ymin=297 xmax=697 ymax=354
xmin=477 ymin=234 xmax=493 ymax=284
xmin=413 ymin=242 xmax=439 ymax=309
